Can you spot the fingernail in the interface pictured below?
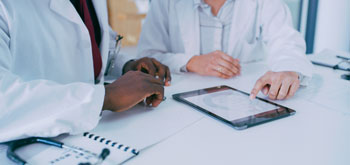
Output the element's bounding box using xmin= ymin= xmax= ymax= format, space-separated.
xmin=249 ymin=94 xmax=255 ymax=100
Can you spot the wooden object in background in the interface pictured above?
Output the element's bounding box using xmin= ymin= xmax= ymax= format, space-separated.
xmin=107 ymin=0 xmax=146 ymax=47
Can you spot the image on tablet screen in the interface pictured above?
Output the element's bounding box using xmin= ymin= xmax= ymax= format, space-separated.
xmin=185 ymin=90 xmax=278 ymax=121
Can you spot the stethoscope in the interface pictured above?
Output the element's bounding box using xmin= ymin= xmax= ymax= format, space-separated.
xmin=3 ymin=137 xmax=110 ymax=165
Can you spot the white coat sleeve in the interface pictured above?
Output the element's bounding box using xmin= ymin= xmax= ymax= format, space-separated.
xmin=0 ymin=8 xmax=105 ymax=142
xmin=138 ymin=0 xmax=192 ymax=74
xmin=262 ymin=0 xmax=313 ymax=83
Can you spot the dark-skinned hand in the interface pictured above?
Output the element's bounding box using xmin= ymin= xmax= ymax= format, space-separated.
xmin=123 ymin=57 xmax=171 ymax=86
xmin=103 ymin=71 xmax=165 ymax=112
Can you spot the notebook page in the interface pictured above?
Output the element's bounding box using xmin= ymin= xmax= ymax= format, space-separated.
xmin=27 ymin=101 xmax=203 ymax=164
xmin=27 ymin=133 xmax=136 ymax=165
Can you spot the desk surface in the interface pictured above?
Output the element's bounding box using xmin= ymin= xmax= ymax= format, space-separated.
xmin=1 ymin=57 xmax=349 ymax=165
xmin=122 ymin=62 xmax=350 ymax=165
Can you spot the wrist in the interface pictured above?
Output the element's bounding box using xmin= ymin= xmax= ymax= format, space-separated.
xmin=102 ymin=85 xmax=112 ymax=111
xmin=289 ymin=71 xmax=299 ymax=78
xmin=122 ymin=60 xmax=135 ymax=75
xmin=186 ymin=55 xmax=198 ymax=72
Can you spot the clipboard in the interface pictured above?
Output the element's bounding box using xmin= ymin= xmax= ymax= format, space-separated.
xmin=173 ymin=85 xmax=296 ymax=130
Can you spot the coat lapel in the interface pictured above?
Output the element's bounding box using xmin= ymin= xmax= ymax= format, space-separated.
xmin=175 ymin=0 xmax=200 ymax=56
xmin=50 ymin=0 xmax=109 ymax=82
xmin=49 ymin=0 xmax=82 ymax=25
xmin=92 ymin=0 xmax=109 ymax=81
xmin=227 ymin=0 xmax=257 ymax=57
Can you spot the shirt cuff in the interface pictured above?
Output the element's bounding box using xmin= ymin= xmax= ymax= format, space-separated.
xmin=297 ymin=72 xmax=310 ymax=86
xmin=180 ymin=65 xmax=188 ymax=72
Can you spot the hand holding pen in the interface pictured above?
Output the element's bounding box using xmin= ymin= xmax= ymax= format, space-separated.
xmin=122 ymin=57 xmax=172 ymax=86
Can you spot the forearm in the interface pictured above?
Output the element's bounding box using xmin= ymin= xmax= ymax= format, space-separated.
xmin=0 ymin=72 xmax=104 ymax=142
xmin=138 ymin=51 xmax=192 ymax=74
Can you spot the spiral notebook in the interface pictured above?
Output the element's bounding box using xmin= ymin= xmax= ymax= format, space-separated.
xmin=26 ymin=104 xmax=204 ymax=164
xmin=28 ymin=132 xmax=139 ymax=165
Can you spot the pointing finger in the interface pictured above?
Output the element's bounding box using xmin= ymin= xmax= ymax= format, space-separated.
xmin=250 ymin=78 xmax=269 ymax=99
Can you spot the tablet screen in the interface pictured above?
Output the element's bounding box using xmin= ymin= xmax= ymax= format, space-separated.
xmin=173 ymin=86 xmax=295 ymax=130
xmin=184 ymin=89 xmax=278 ymax=121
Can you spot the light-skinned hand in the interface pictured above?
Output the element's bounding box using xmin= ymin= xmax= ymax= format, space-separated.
xmin=186 ymin=50 xmax=241 ymax=79
xmin=250 ymin=71 xmax=300 ymax=100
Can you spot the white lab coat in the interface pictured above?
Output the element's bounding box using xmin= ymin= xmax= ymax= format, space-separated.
xmin=138 ymin=0 xmax=313 ymax=78
xmin=0 ymin=0 xmax=128 ymax=142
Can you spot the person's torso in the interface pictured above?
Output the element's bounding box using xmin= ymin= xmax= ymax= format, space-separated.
xmin=1 ymin=0 xmax=109 ymax=84
xmin=197 ymin=0 xmax=234 ymax=55
xmin=166 ymin=0 xmax=266 ymax=63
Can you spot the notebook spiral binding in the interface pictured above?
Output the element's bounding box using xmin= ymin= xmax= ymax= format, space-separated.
xmin=83 ymin=132 xmax=139 ymax=155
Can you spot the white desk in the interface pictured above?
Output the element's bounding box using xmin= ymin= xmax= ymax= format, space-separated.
xmin=121 ymin=62 xmax=350 ymax=165
xmin=1 ymin=58 xmax=349 ymax=165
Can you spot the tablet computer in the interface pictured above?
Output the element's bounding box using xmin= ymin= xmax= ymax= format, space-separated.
xmin=173 ymin=85 xmax=295 ymax=130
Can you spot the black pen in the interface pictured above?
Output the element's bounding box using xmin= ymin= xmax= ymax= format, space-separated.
xmin=336 ymin=55 xmax=350 ymax=61
xmin=311 ymin=61 xmax=350 ymax=72
xmin=116 ymin=35 xmax=123 ymax=43
xmin=311 ymin=61 xmax=335 ymax=69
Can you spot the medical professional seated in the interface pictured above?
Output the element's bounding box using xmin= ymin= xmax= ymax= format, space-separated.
xmin=138 ymin=0 xmax=313 ymax=100
xmin=0 ymin=0 xmax=171 ymax=142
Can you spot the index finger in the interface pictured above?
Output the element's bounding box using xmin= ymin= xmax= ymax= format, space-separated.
xmin=138 ymin=60 xmax=157 ymax=77
xmin=149 ymin=84 xmax=165 ymax=107
xmin=219 ymin=54 xmax=241 ymax=73
xmin=151 ymin=59 xmax=164 ymax=78
xmin=219 ymin=53 xmax=235 ymax=64
xmin=151 ymin=59 xmax=172 ymax=86
xmin=146 ymin=75 xmax=165 ymax=86
xmin=250 ymin=78 xmax=269 ymax=99
xmin=164 ymin=66 xmax=172 ymax=86
xmin=140 ymin=72 xmax=165 ymax=85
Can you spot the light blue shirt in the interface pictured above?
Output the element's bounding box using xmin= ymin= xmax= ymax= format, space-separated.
xmin=194 ymin=0 xmax=235 ymax=55
xmin=181 ymin=0 xmax=235 ymax=72
xmin=192 ymin=0 xmax=306 ymax=82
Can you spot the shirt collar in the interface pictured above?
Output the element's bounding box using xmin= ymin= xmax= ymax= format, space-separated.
xmin=193 ymin=0 xmax=234 ymax=9
xmin=193 ymin=0 xmax=208 ymax=9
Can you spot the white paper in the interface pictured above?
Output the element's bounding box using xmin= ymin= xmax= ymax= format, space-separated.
xmin=28 ymin=98 xmax=204 ymax=164
xmin=295 ymin=73 xmax=350 ymax=115
xmin=308 ymin=49 xmax=350 ymax=70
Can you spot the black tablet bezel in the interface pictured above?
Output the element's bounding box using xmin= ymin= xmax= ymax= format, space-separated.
xmin=172 ymin=85 xmax=296 ymax=130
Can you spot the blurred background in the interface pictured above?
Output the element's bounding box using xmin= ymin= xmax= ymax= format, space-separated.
xmin=108 ymin=0 xmax=350 ymax=54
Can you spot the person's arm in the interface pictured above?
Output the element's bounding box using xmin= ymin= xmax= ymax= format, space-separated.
xmin=262 ymin=0 xmax=313 ymax=82
xmin=0 ymin=7 xmax=105 ymax=142
xmin=138 ymin=0 xmax=193 ymax=74
xmin=138 ymin=0 xmax=241 ymax=79
xmin=107 ymin=27 xmax=171 ymax=85
xmin=250 ymin=0 xmax=313 ymax=100
xmin=0 ymin=6 xmax=165 ymax=142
